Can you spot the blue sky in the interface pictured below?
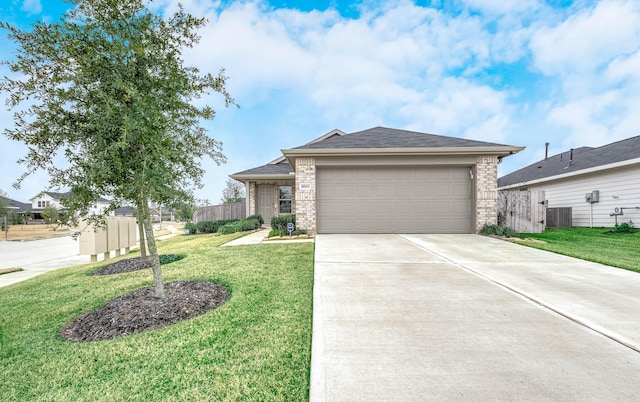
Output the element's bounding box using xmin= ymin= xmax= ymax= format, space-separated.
xmin=1 ymin=0 xmax=640 ymax=204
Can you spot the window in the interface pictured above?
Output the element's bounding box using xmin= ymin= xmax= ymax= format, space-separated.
xmin=279 ymin=185 xmax=292 ymax=213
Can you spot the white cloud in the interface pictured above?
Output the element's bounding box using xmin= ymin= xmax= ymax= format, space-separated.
xmin=459 ymin=0 xmax=541 ymax=16
xmin=400 ymin=77 xmax=512 ymax=142
xmin=526 ymin=1 xmax=640 ymax=152
xmin=21 ymin=0 xmax=42 ymax=15
xmin=530 ymin=0 xmax=640 ymax=76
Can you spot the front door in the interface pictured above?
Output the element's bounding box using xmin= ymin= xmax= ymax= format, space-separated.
xmin=257 ymin=185 xmax=275 ymax=224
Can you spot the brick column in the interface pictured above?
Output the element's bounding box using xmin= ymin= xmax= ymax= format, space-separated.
xmin=295 ymin=157 xmax=316 ymax=232
xmin=475 ymin=156 xmax=498 ymax=232
xmin=248 ymin=182 xmax=256 ymax=215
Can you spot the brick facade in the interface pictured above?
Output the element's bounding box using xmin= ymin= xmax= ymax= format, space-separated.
xmin=246 ymin=155 xmax=500 ymax=234
xmin=294 ymin=157 xmax=317 ymax=232
xmin=475 ymin=155 xmax=499 ymax=232
xmin=247 ymin=180 xmax=295 ymax=220
xmin=248 ymin=182 xmax=256 ymax=215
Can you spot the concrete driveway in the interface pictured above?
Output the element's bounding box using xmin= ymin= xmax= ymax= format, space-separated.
xmin=310 ymin=234 xmax=640 ymax=401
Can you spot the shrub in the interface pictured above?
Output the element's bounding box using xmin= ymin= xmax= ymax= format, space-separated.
xmin=614 ymin=222 xmax=636 ymax=233
xmin=502 ymin=226 xmax=518 ymax=238
xmin=184 ymin=222 xmax=197 ymax=234
xmin=195 ymin=219 xmax=238 ymax=234
xmin=480 ymin=223 xmax=518 ymax=238
xmin=196 ymin=221 xmax=217 ymax=234
xmin=246 ymin=214 xmax=264 ymax=225
xmin=271 ymin=215 xmax=295 ymax=233
xmin=217 ymin=217 xmax=261 ymax=235
xmin=218 ymin=222 xmax=242 ymax=235
xmin=240 ymin=218 xmax=261 ymax=231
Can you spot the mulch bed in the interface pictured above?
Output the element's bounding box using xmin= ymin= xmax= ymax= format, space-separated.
xmin=60 ymin=281 xmax=228 ymax=342
xmin=90 ymin=254 xmax=184 ymax=276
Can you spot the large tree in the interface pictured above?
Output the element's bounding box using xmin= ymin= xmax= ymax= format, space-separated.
xmin=221 ymin=178 xmax=245 ymax=204
xmin=1 ymin=0 xmax=235 ymax=299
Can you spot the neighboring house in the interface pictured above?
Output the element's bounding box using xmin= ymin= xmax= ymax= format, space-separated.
xmin=29 ymin=191 xmax=113 ymax=219
xmin=231 ymin=127 xmax=523 ymax=234
xmin=150 ymin=206 xmax=173 ymax=222
xmin=0 ymin=196 xmax=31 ymax=215
xmin=498 ymin=135 xmax=640 ymax=227
xmin=114 ymin=206 xmax=138 ymax=217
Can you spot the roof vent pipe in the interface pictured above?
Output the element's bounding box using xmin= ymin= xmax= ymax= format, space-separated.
xmin=569 ymin=148 xmax=573 ymax=165
xmin=545 ymin=142 xmax=549 ymax=160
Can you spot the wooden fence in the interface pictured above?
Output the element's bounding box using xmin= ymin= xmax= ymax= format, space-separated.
xmin=193 ymin=202 xmax=246 ymax=223
xmin=498 ymin=191 xmax=546 ymax=233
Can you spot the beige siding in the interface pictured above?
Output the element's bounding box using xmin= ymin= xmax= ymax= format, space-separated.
xmin=526 ymin=165 xmax=640 ymax=227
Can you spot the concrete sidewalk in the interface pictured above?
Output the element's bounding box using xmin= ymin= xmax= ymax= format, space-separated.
xmin=311 ymin=234 xmax=640 ymax=401
xmin=221 ymin=228 xmax=314 ymax=246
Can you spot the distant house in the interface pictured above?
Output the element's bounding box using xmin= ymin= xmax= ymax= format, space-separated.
xmin=29 ymin=191 xmax=113 ymax=219
xmin=498 ymin=135 xmax=640 ymax=227
xmin=114 ymin=206 xmax=138 ymax=217
xmin=0 ymin=195 xmax=31 ymax=215
xmin=150 ymin=206 xmax=173 ymax=222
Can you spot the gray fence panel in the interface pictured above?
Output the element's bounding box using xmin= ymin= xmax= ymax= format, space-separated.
xmin=193 ymin=202 xmax=246 ymax=223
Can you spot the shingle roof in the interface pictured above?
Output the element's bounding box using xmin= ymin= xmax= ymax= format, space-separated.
xmin=232 ymin=126 xmax=520 ymax=179
xmin=498 ymin=135 xmax=640 ymax=188
xmin=0 ymin=196 xmax=31 ymax=213
xmin=293 ymin=126 xmax=509 ymax=149
xmin=32 ymin=191 xmax=111 ymax=203
xmin=232 ymin=159 xmax=293 ymax=176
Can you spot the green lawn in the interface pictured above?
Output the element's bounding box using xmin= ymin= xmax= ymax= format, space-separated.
xmin=0 ymin=233 xmax=315 ymax=401
xmin=517 ymin=227 xmax=640 ymax=273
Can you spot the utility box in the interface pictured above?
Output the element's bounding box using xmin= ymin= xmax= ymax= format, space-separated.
xmin=585 ymin=190 xmax=600 ymax=203
xmin=547 ymin=207 xmax=572 ymax=228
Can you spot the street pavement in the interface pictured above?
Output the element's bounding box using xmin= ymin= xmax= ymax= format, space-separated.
xmin=0 ymin=224 xmax=182 ymax=288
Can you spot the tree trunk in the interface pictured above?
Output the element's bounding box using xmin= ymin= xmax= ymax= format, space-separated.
xmin=138 ymin=217 xmax=147 ymax=258
xmin=142 ymin=203 xmax=165 ymax=300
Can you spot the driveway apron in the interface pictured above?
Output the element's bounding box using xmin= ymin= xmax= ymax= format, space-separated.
xmin=310 ymin=234 xmax=640 ymax=401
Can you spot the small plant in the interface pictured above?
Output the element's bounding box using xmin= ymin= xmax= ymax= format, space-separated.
xmin=614 ymin=222 xmax=636 ymax=233
xmin=269 ymin=229 xmax=285 ymax=237
xmin=480 ymin=223 xmax=518 ymax=238
xmin=271 ymin=215 xmax=295 ymax=233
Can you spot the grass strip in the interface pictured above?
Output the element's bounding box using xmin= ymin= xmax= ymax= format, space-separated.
xmin=517 ymin=227 xmax=640 ymax=273
xmin=0 ymin=232 xmax=315 ymax=401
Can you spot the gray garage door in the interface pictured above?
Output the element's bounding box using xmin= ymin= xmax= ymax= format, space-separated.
xmin=317 ymin=166 xmax=472 ymax=233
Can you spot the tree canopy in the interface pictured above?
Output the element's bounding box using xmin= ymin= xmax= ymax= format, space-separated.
xmin=1 ymin=0 xmax=235 ymax=298
xmin=221 ymin=178 xmax=245 ymax=204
